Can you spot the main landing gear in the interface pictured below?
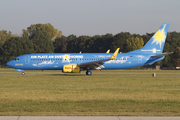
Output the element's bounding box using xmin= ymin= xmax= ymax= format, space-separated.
xmin=86 ymin=70 xmax=92 ymax=76
xmin=22 ymin=72 xmax=25 ymax=75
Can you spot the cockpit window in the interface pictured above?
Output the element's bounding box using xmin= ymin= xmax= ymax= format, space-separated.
xmin=13 ymin=58 xmax=19 ymax=61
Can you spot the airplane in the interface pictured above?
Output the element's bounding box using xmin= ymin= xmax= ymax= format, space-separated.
xmin=6 ymin=23 xmax=171 ymax=75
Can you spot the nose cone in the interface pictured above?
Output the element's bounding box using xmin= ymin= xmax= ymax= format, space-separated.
xmin=6 ymin=61 xmax=13 ymax=68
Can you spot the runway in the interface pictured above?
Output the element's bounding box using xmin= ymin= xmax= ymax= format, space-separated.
xmin=1 ymin=74 xmax=180 ymax=77
xmin=1 ymin=116 xmax=180 ymax=120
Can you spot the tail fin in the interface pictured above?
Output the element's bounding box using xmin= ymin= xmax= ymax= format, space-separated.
xmin=129 ymin=23 xmax=169 ymax=54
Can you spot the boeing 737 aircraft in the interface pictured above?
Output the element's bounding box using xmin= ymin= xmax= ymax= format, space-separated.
xmin=6 ymin=24 xmax=171 ymax=75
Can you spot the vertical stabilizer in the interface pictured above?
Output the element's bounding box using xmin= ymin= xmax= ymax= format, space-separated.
xmin=129 ymin=23 xmax=169 ymax=54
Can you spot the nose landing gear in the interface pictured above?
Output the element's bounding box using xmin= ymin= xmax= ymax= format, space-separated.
xmin=16 ymin=69 xmax=25 ymax=75
xmin=22 ymin=72 xmax=25 ymax=75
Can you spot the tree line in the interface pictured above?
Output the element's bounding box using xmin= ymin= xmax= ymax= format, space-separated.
xmin=0 ymin=23 xmax=180 ymax=68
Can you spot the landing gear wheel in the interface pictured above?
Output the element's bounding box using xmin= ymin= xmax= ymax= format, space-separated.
xmin=86 ymin=70 xmax=92 ymax=76
xmin=22 ymin=72 xmax=25 ymax=75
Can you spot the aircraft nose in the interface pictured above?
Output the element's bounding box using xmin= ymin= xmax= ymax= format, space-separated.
xmin=6 ymin=61 xmax=13 ymax=67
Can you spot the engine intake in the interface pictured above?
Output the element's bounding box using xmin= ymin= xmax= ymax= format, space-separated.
xmin=62 ymin=64 xmax=80 ymax=73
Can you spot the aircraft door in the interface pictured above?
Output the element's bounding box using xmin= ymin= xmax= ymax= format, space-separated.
xmin=77 ymin=58 xmax=81 ymax=63
xmin=138 ymin=56 xmax=142 ymax=64
xmin=25 ymin=56 xmax=29 ymax=64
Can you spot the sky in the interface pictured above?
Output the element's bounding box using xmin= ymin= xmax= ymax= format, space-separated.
xmin=0 ymin=0 xmax=180 ymax=36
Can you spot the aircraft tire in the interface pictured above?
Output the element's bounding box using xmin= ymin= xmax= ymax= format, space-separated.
xmin=86 ymin=71 xmax=92 ymax=76
xmin=22 ymin=72 xmax=25 ymax=75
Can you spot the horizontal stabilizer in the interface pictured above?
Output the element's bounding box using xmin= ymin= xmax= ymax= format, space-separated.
xmin=145 ymin=52 xmax=173 ymax=65
xmin=151 ymin=52 xmax=173 ymax=58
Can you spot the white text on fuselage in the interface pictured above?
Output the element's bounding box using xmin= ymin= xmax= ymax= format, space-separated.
xmin=31 ymin=55 xmax=83 ymax=59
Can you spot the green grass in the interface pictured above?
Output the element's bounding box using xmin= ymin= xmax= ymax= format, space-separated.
xmin=0 ymin=69 xmax=180 ymax=116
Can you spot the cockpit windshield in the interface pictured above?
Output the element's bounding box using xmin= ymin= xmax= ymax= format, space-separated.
xmin=13 ymin=58 xmax=19 ymax=61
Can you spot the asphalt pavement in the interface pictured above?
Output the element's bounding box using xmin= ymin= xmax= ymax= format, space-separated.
xmin=1 ymin=116 xmax=180 ymax=120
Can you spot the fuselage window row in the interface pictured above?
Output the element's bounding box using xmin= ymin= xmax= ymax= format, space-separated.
xmin=30 ymin=58 xmax=133 ymax=61
xmin=31 ymin=59 xmax=63 ymax=61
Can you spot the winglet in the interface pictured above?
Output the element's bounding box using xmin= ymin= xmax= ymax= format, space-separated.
xmin=109 ymin=48 xmax=120 ymax=60
xmin=106 ymin=49 xmax=110 ymax=53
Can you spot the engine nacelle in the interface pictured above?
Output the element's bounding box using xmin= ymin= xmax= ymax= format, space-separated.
xmin=62 ymin=64 xmax=80 ymax=73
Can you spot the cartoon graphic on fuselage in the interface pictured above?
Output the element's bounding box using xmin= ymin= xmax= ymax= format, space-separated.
xmin=6 ymin=24 xmax=172 ymax=75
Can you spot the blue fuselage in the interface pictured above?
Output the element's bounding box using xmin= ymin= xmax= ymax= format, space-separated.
xmin=6 ymin=53 xmax=154 ymax=71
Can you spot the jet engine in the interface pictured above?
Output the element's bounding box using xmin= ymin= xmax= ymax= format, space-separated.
xmin=62 ymin=64 xmax=80 ymax=73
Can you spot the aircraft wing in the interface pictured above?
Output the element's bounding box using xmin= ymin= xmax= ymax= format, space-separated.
xmin=78 ymin=48 xmax=120 ymax=69
xmin=151 ymin=52 xmax=173 ymax=58
xmin=78 ymin=60 xmax=105 ymax=69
